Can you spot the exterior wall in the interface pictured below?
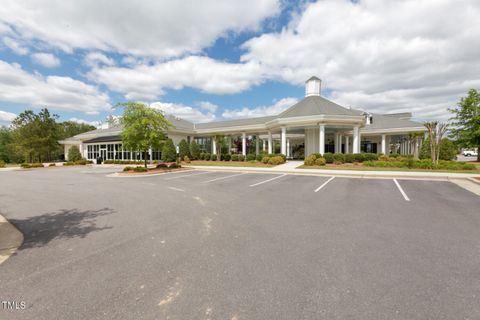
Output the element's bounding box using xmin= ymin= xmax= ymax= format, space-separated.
xmin=304 ymin=128 xmax=319 ymax=156
xmin=168 ymin=133 xmax=189 ymax=147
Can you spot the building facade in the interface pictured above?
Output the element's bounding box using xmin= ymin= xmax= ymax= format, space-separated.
xmin=59 ymin=77 xmax=426 ymax=161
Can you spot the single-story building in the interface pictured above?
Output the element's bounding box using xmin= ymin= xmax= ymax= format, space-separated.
xmin=59 ymin=76 xmax=426 ymax=161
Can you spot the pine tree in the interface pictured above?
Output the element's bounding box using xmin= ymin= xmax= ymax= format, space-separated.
xmin=178 ymin=139 xmax=190 ymax=160
xmin=161 ymin=138 xmax=177 ymax=162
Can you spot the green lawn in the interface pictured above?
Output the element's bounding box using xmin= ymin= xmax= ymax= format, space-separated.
xmin=185 ymin=161 xmax=275 ymax=168
xmin=298 ymin=164 xmax=480 ymax=174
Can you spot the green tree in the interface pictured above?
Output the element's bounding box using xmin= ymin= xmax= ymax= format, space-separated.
xmin=420 ymin=137 xmax=458 ymax=161
xmin=449 ymin=89 xmax=480 ymax=161
xmin=178 ymin=139 xmax=190 ymax=159
xmin=119 ymin=102 xmax=171 ymax=168
xmin=59 ymin=121 xmax=96 ymax=140
xmin=212 ymin=134 xmax=224 ymax=161
xmin=189 ymin=140 xmax=200 ymax=160
xmin=161 ymin=138 xmax=177 ymax=162
xmin=0 ymin=127 xmax=13 ymax=162
xmin=68 ymin=145 xmax=82 ymax=161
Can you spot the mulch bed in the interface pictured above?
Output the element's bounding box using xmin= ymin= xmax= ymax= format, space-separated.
xmin=117 ymin=166 xmax=190 ymax=176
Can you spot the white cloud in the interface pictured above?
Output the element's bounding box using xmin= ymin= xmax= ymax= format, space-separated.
xmin=150 ymin=101 xmax=216 ymax=123
xmin=222 ymin=97 xmax=298 ymax=119
xmin=89 ymin=56 xmax=263 ymax=100
xmin=68 ymin=117 xmax=101 ymax=127
xmin=84 ymin=52 xmax=115 ymax=67
xmin=198 ymin=101 xmax=218 ymax=113
xmin=241 ymin=0 xmax=480 ymax=120
xmin=0 ymin=60 xmax=111 ymax=115
xmin=2 ymin=37 xmax=28 ymax=55
xmin=0 ymin=110 xmax=16 ymax=126
xmin=0 ymin=0 xmax=279 ymax=58
xmin=31 ymin=52 xmax=61 ymax=68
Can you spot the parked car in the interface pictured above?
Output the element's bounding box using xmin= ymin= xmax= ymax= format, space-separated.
xmin=462 ymin=150 xmax=478 ymax=157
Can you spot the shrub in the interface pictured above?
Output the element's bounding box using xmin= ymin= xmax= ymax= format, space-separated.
xmin=0 ymin=160 xmax=5 ymax=168
xmin=199 ymin=153 xmax=205 ymax=160
xmin=62 ymin=162 xmax=75 ymax=166
xmin=68 ymin=145 xmax=82 ymax=162
xmin=210 ymin=154 xmax=217 ymax=161
xmin=268 ymin=156 xmax=284 ymax=165
xmin=223 ymin=154 xmax=231 ymax=161
xmin=312 ymin=153 xmax=323 ymax=159
xmin=256 ymin=154 xmax=264 ymax=162
xmin=156 ymin=163 xmax=168 ymax=168
xmin=323 ymin=152 xmax=334 ymax=163
xmin=133 ymin=166 xmax=148 ymax=172
xmin=48 ymin=163 xmax=56 ymax=167
xmin=261 ymin=156 xmax=270 ymax=164
xmin=189 ymin=141 xmax=201 ymax=160
xmin=204 ymin=153 xmax=211 ymax=161
xmin=363 ymin=153 xmax=379 ymax=161
xmin=378 ymin=155 xmax=389 ymax=161
xmin=168 ymin=163 xmax=181 ymax=169
xmin=161 ymin=138 xmax=177 ymax=162
xmin=333 ymin=153 xmax=345 ymax=163
xmin=231 ymin=154 xmax=239 ymax=161
xmin=304 ymin=154 xmax=317 ymax=166
xmin=413 ymin=159 xmax=434 ymax=169
xmin=74 ymin=159 xmax=88 ymax=165
xmin=315 ymin=157 xmax=326 ymax=166
xmin=178 ymin=139 xmax=190 ymax=159
xmin=345 ymin=153 xmax=355 ymax=163
xmin=183 ymin=156 xmax=191 ymax=163
xmin=354 ymin=153 xmax=365 ymax=162
xmin=21 ymin=163 xmax=32 ymax=168
xmin=123 ymin=166 xmax=133 ymax=171
xmin=31 ymin=163 xmax=44 ymax=168
xmin=238 ymin=155 xmax=245 ymax=161
xmin=246 ymin=154 xmax=256 ymax=161
xmin=276 ymin=154 xmax=287 ymax=162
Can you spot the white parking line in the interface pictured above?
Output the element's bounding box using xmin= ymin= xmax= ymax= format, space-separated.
xmin=168 ymin=186 xmax=185 ymax=192
xmin=249 ymin=174 xmax=286 ymax=187
xmin=393 ymin=179 xmax=410 ymax=201
xmin=314 ymin=176 xmax=335 ymax=192
xmin=203 ymin=173 xmax=245 ymax=183
xmin=164 ymin=171 xmax=211 ymax=180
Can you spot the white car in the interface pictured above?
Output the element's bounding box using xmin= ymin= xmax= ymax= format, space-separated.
xmin=462 ymin=150 xmax=478 ymax=157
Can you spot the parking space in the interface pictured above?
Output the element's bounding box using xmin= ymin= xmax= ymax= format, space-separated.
xmin=1 ymin=168 xmax=480 ymax=320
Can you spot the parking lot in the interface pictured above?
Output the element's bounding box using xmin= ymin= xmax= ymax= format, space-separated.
xmin=1 ymin=166 xmax=480 ymax=320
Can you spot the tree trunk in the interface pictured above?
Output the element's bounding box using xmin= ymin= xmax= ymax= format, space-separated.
xmin=477 ymin=145 xmax=480 ymax=162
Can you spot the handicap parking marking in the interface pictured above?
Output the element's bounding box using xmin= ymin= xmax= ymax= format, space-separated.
xmin=249 ymin=174 xmax=286 ymax=187
xmin=164 ymin=171 xmax=212 ymax=180
xmin=314 ymin=176 xmax=335 ymax=192
xmin=393 ymin=178 xmax=410 ymax=201
xmin=202 ymin=172 xmax=245 ymax=183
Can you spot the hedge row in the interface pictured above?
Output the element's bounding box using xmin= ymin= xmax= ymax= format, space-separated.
xmin=103 ymin=160 xmax=145 ymax=164
xmin=198 ymin=153 xmax=286 ymax=164
xmin=364 ymin=159 xmax=476 ymax=170
xmin=63 ymin=159 xmax=93 ymax=166
xmin=304 ymin=152 xmax=379 ymax=165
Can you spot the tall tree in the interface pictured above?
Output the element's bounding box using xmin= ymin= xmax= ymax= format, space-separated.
xmin=0 ymin=127 xmax=13 ymax=162
xmin=424 ymin=121 xmax=448 ymax=165
xmin=189 ymin=140 xmax=200 ymax=160
xmin=119 ymin=102 xmax=171 ymax=168
xmin=449 ymin=89 xmax=480 ymax=161
xmin=178 ymin=139 xmax=190 ymax=160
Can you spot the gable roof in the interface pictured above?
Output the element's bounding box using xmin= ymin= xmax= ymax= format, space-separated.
xmin=194 ymin=115 xmax=276 ymax=130
xmin=278 ymin=96 xmax=362 ymax=119
xmin=365 ymin=113 xmax=424 ymax=131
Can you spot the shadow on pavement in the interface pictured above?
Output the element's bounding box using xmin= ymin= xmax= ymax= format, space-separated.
xmin=10 ymin=208 xmax=114 ymax=250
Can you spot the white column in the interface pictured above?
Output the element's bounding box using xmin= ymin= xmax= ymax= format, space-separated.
xmin=319 ymin=124 xmax=325 ymax=155
xmin=268 ymin=131 xmax=273 ymax=154
xmin=242 ymin=132 xmax=246 ymax=156
xmin=353 ymin=126 xmax=360 ymax=153
xmin=345 ymin=136 xmax=350 ymax=153
xmin=381 ymin=134 xmax=386 ymax=154
xmin=212 ymin=137 xmax=217 ymax=155
xmin=255 ymin=135 xmax=260 ymax=155
xmin=334 ymin=132 xmax=339 ymax=153
xmin=262 ymin=139 xmax=266 ymax=152
xmin=281 ymin=126 xmax=287 ymax=155
xmin=286 ymin=139 xmax=290 ymax=158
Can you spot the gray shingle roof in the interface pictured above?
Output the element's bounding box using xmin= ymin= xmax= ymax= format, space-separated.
xmin=194 ymin=115 xmax=276 ymax=129
xmin=306 ymin=76 xmax=321 ymax=82
xmin=278 ymin=96 xmax=362 ymax=118
xmin=364 ymin=113 xmax=424 ymax=131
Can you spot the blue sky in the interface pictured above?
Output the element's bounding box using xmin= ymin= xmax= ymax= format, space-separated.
xmin=0 ymin=0 xmax=479 ymax=127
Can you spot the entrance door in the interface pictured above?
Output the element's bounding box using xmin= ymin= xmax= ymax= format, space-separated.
xmin=100 ymin=149 xmax=107 ymax=162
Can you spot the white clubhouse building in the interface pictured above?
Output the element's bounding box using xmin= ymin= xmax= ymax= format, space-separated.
xmin=60 ymin=77 xmax=426 ymax=161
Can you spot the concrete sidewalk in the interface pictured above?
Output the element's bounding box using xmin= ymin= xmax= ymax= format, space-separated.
xmin=0 ymin=214 xmax=23 ymax=265
xmin=186 ymin=161 xmax=480 ymax=180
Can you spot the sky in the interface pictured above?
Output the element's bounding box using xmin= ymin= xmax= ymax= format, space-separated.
xmin=0 ymin=0 xmax=479 ymax=127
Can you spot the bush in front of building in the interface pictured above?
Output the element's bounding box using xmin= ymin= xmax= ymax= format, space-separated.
xmin=315 ymin=157 xmax=326 ymax=166
xmin=189 ymin=141 xmax=201 ymax=160
xmin=231 ymin=154 xmax=239 ymax=161
xmin=203 ymin=153 xmax=211 ymax=161
xmin=133 ymin=166 xmax=148 ymax=172
xmin=0 ymin=160 xmax=5 ymax=168
xmin=353 ymin=153 xmax=365 ymax=162
xmin=345 ymin=153 xmax=356 ymax=163
xmin=323 ymin=152 xmax=334 ymax=163
xmin=209 ymin=154 xmax=217 ymax=161
xmin=161 ymin=138 xmax=177 ymax=162
xmin=168 ymin=163 xmax=181 ymax=169
xmin=261 ymin=156 xmax=270 ymax=164
xmin=363 ymin=153 xmax=379 ymax=161
xmin=123 ymin=166 xmax=133 ymax=171
xmin=256 ymin=153 xmax=264 ymax=162
xmin=222 ymin=154 xmax=231 ymax=161
xmin=238 ymin=154 xmax=245 ymax=161
xmin=178 ymin=139 xmax=190 ymax=160
xmin=246 ymin=154 xmax=256 ymax=161
xmin=333 ymin=153 xmax=345 ymax=163
xmin=304 ymin=154 xmax=317 ymax=166
xmin=67 ymin=145 xmax=82 ymax=162
xmin=267 ymin=156 xmax=284 ymax=165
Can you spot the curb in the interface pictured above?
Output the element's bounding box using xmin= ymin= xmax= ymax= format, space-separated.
xmin=0 ymin=213 xmax=24 ymax=265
